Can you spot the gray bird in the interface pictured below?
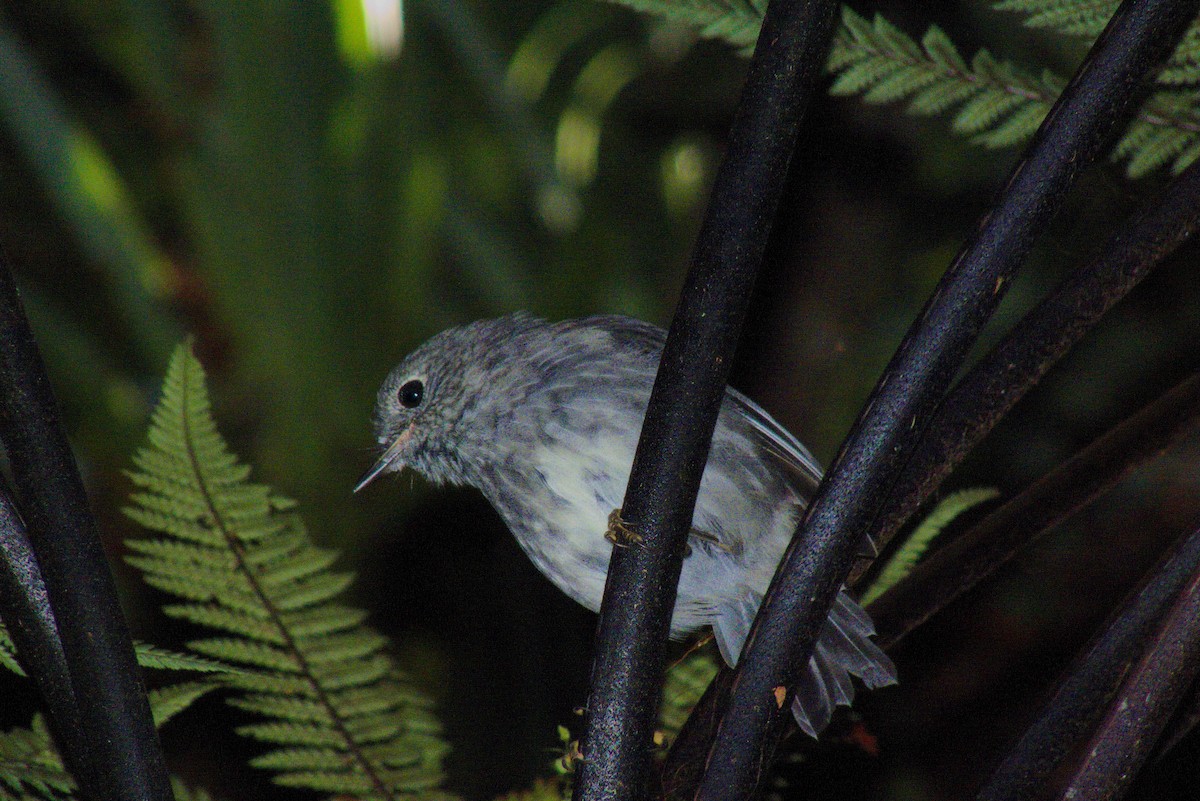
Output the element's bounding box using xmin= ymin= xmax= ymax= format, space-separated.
xmin=356 ymin=313 xmax=896 ymax=735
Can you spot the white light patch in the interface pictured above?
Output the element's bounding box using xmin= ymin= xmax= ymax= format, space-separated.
xmin=363 ymin=0 xmax=403 ymax=58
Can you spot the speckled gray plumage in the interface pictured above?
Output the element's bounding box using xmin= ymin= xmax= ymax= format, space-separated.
xmin=363 ymin=313 xmax=897 ymax=736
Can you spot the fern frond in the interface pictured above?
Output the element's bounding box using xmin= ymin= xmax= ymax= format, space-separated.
xmin=830 ymin=9 xmax=1058 ymax=150
xmin=0 ymin=716 xmax=73 ymax=801
xmin=133 ymin=642 xmax=237 ymax=674
xmin=861 ymin=488 xmax=1001 ymax=606
xmin=992 ymin=0 xmax=1117 ymax=37
xmin=602 ymin=0 xmax=1200 ymax=175
xmin=149 ymin=681 xmax=223 ymax=728
xmin=170 ymin=777 xmax=222 ymax=801
xmin=658 ymin=650 xmax=719 ymax=742
xmin=0 ymin=623 xmax=235 ymax=677
xmin=603 ymin=0 xmax=766 ymax=52
xmin=0 ymin=682 xmax=214 ymax=801
xmin=0 ymin=626 xmax=26 ymax=678
xmin=124 ymin=344 xmax=452 ymax=801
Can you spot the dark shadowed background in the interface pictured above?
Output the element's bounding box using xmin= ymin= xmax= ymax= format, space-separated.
xmin=1 ymin=1 xmax=1198 ymax=799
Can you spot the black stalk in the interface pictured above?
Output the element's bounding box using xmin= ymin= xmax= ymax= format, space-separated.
xmin=870 ymin=369 xmax=1200 ymax=650
xmin=852 ymin=144 xmax=1200 ymax=587
xmin=694 ymin=2 xmax=1200 ymax=798
xmin=976 ymin=523 xmax=1200 ymax=801
xmin=1054 ymin=522 xmax=1200 ymax=801
xmin=663 ymin=369 xmax=1200 ymax=789
xmin=0 ymin=259 xmax=173 ymax=801
xmin=0 ymin=483 xmax=94 ymax=788
xmin=570 ymin=0 xmax=841 ymax=799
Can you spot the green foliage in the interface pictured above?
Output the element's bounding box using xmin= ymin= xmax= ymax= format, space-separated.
xmin=658 ymin=649 xmax=720 ymax=742
xmin=861 ymin=488 xmax=1001 ymax=607
xmin=828 ymin=9 xmax=1063 ymax=151
xmin=603 ymin=0 xmax=766 ymax=53
xmin=993 ymin=0 xmax=1117 ymax=37
xmin=0 ymin=624 xmax=234 ymax=679
xmin=605 ymin=0 xmax=1200 ymax=177
xmin=0 ymin=691 xmax=226 ymax=801
xmin=0 ymin=716 xmax=73 ymax=801
xmin=123 ymin=343 xmax=452 ymax=801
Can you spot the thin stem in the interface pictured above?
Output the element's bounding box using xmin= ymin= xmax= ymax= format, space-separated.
xmin=976 ymin=524 xmax=1200 ymax=801
xmin=853 ymin=150 xmax=1200 ymax=588
xmin=1055 ymin=525 xmax=1200 ymax=801
xmin=0 ymin=258 xmax=173 ymax=801
xmin=570 ymin=0 xmax=842 ymax=798
xmin=693 ymin=2 xmax=1200 ymax=798
xmin=870 ymin=370 xmax=1200 ymax=650
xmin=0 ymin=484 xmax=91 ymax=789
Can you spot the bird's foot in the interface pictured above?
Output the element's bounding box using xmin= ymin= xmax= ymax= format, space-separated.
xmin=605 ymin=508 xmax=643 ymax=548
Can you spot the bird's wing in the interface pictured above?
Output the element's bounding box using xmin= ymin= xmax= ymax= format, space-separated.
xmin=725 ymin=388 xmax=823 ymax=498
xmin=578 ymin=314 xmax=668 ymax=358
xmin=581 ymin=314 xmax=824 ymax=496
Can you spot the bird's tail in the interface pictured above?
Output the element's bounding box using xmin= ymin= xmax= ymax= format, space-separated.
xmin=712 ymin=587 xmax=897 ymax=738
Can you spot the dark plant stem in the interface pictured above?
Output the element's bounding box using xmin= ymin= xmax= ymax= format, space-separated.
xmin=664 ymin=369 xmax=1200 ymax=786
xmin=1054 ymin=523 xmax=1200 ymax=801
xmin=870 ymin=370 xmax=1200 ymax=650
xmin=570 ymin=0 xmax=841 ymax=799
xmin=851 ymin=149 xmax=1200 ymax=588
xmin=0 ymin=260 xmax=173 ymax=801
xmin=976 ymin=524 xmax=1200 ymax=801
xmin=0 ymin=484 xmax=93 ymax=787
xmin=692 ymin=3 xmax=1200 ymax=798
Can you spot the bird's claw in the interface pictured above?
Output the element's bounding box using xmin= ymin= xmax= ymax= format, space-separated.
xmin=605 ymin=509 xmax=643 ymax=548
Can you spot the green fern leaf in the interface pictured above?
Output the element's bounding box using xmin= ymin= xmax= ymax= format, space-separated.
xmin=149 ymin=681 xmax=222 ymax=728
xmin=599 ymin=0 xmax=1200 ymax=177
xmin=603 ymin=0 xmax=765 ymax=52
xmin=134 ymin=642 xmax=237 ymax=674
xmin=237 ymin=722 xmax=347 ymax=748
xmin=0 ymin=624 xmax=234 ymax=679
xmin=170 ymin=776 xmax=224 ymax=801
xmin=0 ymin=626 xmax=27 ymax=678
xmin=993 ymin=0 xmax=1117 ymax=37
xmin=124 ymin=343 xmax=452 ymax=800
xmin=658 ymin=650 xmax=719 ymax=741
xmin=0 ymin=716 xmax=73 ymax=801
xmin=861 ymin=488 xmax=1001 ymax=606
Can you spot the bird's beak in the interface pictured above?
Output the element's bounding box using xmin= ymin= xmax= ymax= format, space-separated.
xmin=354 ymin=425 xmax=413 ymax=493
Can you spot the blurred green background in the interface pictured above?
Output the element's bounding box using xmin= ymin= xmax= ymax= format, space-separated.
xmin=2 ymin=1 xmax=1200 ymax=799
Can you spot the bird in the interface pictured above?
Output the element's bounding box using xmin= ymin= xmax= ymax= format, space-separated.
xmin=356 ymin=312 xmax=896 ymax=736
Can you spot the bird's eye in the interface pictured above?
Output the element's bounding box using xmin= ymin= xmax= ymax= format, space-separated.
xmin=398 ymin=379 xmax=424 ymax=409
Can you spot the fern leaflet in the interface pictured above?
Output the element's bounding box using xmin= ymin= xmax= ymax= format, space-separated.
xmin=861 ymin=487 xmax=1001 ymax=606
xmin=124 ymin=343 xmax=452 ymax=801
xmin=602 ymin=0 xmax=1200 ymax=175
xmin=0 ymin=716 xmax=73 ymax=801
xmin=658 ymin=649 xmax=719 ymax=742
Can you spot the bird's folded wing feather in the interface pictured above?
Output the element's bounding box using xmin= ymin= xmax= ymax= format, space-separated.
xmin=725 ymin=388 xmax=823 ymax=497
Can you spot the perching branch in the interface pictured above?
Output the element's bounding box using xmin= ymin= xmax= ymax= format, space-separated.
xmin=691 ymin=2 xmax=1200 ymax=799
xmin=852 ymin=149 xmax=1200 ymax=588
xmin=664 ymin=369 xmax=1200 ymax=791
xmin=976 ymin=523 xmax=1200 ymax=801
xmin=870 ymin=369 xmax=1200 ymax=650
xmin=0 ymin=258 xmax=173 ymax=801
xmin=570 ymin=0 xmax=842 ymax=799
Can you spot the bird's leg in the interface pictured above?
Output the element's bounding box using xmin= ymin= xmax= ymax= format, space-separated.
xmin=605 ymin=508 xmax=643 ymax=548
xmin=688 ymin=528 xmax=740 ymax=555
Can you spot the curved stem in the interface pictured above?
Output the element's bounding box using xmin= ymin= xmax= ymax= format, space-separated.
xmin=0 ymin=257 xmax=173 ymax=801
xmin=693 ymin=2 xmax=1200 ymax=798
xmin=571 ymin=0 xmax=842 ymax=798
